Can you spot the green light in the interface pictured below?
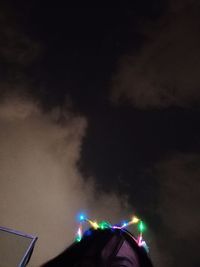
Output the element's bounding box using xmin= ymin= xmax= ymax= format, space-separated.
xmin=98 ymin=221 xmax=111 ymax=230
xmin=75 ymin=236 xmax=82 ymax=242
xmin=138 ymin=221 xmax=146 ymax=233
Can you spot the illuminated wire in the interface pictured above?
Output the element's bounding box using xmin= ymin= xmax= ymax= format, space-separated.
xmin=74 ymin=213 xmax=148 ymax=250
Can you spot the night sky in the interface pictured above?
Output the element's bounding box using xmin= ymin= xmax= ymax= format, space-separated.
xmin=0 ymin=1 xmax=200 ymax=266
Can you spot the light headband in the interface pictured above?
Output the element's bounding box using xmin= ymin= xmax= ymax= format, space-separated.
xmin=75 ymin=213 xmax=149 ymax=252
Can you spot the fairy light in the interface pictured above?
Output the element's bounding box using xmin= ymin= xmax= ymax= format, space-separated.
xmin=75 ymin=225 xmax=82 ymax=242
xmin=138 ymin=221 xmax=146 ymax=234
xmin=132 ymin=216 xmax=140 ymax=224
xmin=74 ymin=212 xmax=148 ymax=251
xmin=121 ymin=221 xmax=128 ymax=228
xmin=79 ymin=213 xmax=86 ymax=222
xmin=98 ymin=221 xmax=111 ymax=230
xmin=87 ymin=219 xmax=99 ymax=229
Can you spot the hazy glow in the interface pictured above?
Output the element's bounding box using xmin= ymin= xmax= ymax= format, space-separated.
xmin=0 ymin=96 xmax=129 ymax=266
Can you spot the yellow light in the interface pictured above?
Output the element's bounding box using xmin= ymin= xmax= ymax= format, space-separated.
xmin=88 ymin=220 xmax=99 ymax=229
xmin=132 ymin=216 xmax=140 ymax=224
xmin=91 ymin=221 xmax=99 ymax=229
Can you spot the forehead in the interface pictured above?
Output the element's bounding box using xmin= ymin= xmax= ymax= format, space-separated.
xmin=114 ymin=240 xmax=140 ymax=267
xmin=73 ymin=229 xmax=141 ymax=265
xmin=76 ymin=238 xmax=140 ymax=267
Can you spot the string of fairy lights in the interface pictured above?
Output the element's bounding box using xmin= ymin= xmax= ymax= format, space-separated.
xmin=74 ymin=213 xmax=148 ymax=251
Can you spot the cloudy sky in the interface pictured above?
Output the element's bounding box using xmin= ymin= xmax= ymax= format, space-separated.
xmin=0 ymin=1 xmax=200 ymax=266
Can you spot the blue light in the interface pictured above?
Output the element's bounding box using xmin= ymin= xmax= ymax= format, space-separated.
xmin=78 ymin=212 xmax=86 ymax=222
xmin=84 ymin=229 xmax=92 ymax=237
xmin=121 ymin=221 xmax=128 ymax=227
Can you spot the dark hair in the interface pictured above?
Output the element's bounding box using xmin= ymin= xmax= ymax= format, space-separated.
xmin=41 ymin=228 xmax=153 ymax=267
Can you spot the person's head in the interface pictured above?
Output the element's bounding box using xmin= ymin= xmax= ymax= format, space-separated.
xmin=42 ymin=228 xmax=153 ymax=267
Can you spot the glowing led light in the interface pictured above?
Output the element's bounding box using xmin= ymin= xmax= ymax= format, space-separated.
xmin=75 ymin=227 xmax=82 ymax=242
xmin=99 ymin=221 xmax=110 ymax=230
xmin=121 ymin=221 xmax=128 ymax=228
xmin=74 ymin=212 xmax=149 ymax=251
xmin=85 ymin=229 xmax=92 ymax=236
xmin=132 ymin=216 xmax=140 ymax=224
xmin=89 ymin=221 xmax=99 ymax=230
xmin=79 ymin=213 xmax=86 ymax=222
xmin=138 ymin=234 xmax=143 ymax=244
xmin=76 ymin=235 xmax=82 ymax=242
xmin=138 ymin=221 xmax=146 ymax=233
xmin=139 ymin=239 xmax=149 ymax=252
xmin=112 ymin=225 xmax=121 ymax=229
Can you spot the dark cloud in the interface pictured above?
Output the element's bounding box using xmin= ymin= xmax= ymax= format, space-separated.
xmin=151 ymin=153 xmax=200 ymax=266
xmin=0 ymin=4 xmax=40 ymax=65
xmin=111 ymin=0 xmax=200 ymax=109
xmin=110 ymin=3 xmax=200 ymax=264
xmin=0 ymin=3 xmax=41 ymax=101
xmin=0 ymin=25 xmax=39 ymax=66
xmin=169 ymin=0 xmax=199 ymax=11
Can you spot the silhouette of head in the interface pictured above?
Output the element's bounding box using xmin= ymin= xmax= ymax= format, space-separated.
xmin=42 ymin=228 xmax=153 ymax=267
